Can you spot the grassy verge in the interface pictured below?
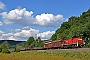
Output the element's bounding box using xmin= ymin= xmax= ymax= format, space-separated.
xmin=0 ymin=51 xmax=90 ymax=60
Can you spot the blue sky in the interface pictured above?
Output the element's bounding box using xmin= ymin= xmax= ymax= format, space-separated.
xmin=0 ymin=0 xmax=90 ymax=41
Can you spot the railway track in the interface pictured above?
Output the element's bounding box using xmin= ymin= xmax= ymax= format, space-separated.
xmin=34 ymin=48 xmax=90 ymax=52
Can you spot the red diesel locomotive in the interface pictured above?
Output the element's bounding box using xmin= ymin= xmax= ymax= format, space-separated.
xmin=44 ymin=36 xmax=85 ymax=49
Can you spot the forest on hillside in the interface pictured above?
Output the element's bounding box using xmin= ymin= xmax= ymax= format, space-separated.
xmin=50 ymin=9 xmax=90 ymax=47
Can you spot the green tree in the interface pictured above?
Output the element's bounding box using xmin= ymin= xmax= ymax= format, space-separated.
xmin=0 ymin=45 xmax=2 ymax=52
xmin=1 ymin=41 xmax=9 ymax=49
xmin=1 ymin=41 xmax=10 ymax=53
xmin=36 ymin=37 xmax=44 ymax=47
xmin=50 ymin=34 xmax=57 ymax=40
xmin=26 ymin=36 xmax=35 ymax=47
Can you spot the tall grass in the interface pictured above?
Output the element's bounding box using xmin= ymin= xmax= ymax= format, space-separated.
xmin=0 ymin=51 xmax=90 ymax=60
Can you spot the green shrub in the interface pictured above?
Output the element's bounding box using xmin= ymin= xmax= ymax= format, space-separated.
xmin=2 ymin=48 xmax=10 ymax=54
xmin=0 ymin=48 xmax=2 ymax=52
xmin=15 ymin=48 xmax=20 ymax=52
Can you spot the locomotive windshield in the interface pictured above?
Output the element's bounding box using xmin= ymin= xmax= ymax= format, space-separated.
xmin=72 ymin=36 xmax=78 ymax=38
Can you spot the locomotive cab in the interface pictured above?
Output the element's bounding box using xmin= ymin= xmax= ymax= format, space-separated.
xmin=72 ymin=36 xmax=85 ymax=47
xmin=63 ymin=36 xmax=85 ymax=48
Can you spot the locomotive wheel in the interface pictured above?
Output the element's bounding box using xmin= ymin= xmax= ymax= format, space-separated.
xmin=78 ymin=44 xmax=83 ymax=48
xmin=72 ymin=45 xmax=75 ymax=48
xmin=80 ymin=44 xmax=83 ymax=48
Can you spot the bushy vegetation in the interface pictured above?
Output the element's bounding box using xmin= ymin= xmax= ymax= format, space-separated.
xmin=15 ymin=46 xmax=22 ymax=52
xmin=0 ymin=48 xmax=2 ymax=52
xmin=50 ymin=9 xmax=90 ymax=47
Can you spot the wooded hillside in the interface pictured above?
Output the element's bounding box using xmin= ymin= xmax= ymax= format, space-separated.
xmin=50 ymin=9 xmax=90 ymax=47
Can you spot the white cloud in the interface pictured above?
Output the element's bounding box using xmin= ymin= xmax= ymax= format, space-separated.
xmin=0 ymin=28 xmax=39 ymax=40
xmin=14 ymin=29 xmax=21 ymax=32
xmin=2 ymin=33 xmax=13 ymax=37
xmin=0 ymin=36 xmax=3 ymax=40
xmin=0 ymin=7 xmax=63 ymax=40
xmin=0 ymin=1 xmax=6 ymax=10
xmin=0 ymin=21 xmax=3 ymax=26
xmin=0 ymin=30 xmax=4 ymax=40
xmin=14 ymin=28 xmax=39 ymax=38
xmin=5 ymin=28 xmax=39 ymax=41
xmin=1 ymin=8 xmax=34 ymax=25
xmin=1 ymin=8 xmax=65 ymax=27
xmin=65 ymin=18 xmax=69 ymax=22
xmin=0 ymin=27 xmax=55 ymax=41
xmin=0 ymin=30 xmax=4 ymax=35
xmin=7 ymin=36 xmax=16 ymax=40
xmin=35 ymin=13 xmax=64 ymax=27
xmin=37 ymin=31 xmax=55 ymax=40
xmin=1 ymin=33 xmax=13 ymax=40
xmin=22 ymin=26 xmax=30 ymax=30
